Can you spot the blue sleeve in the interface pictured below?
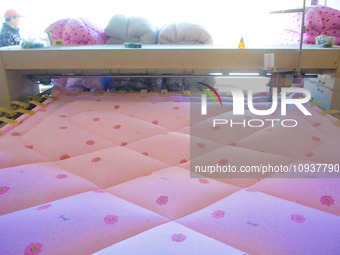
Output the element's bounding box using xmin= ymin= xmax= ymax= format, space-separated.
xmin=0 ymin=33 xmax=14 ymax=47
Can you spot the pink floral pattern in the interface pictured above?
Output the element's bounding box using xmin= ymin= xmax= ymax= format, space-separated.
xmin=199 ymin=178 xmax=209 ymax=184
xmin=291 ymin=214 xmax=306 ymax=223
xmin=142 ymin=152 xmax=149 ymax=156
xmin=56 ymin=174 xmax=68 ymax=179
xmin=152 ymin=120 xmax=158 ymax=125
xmin=104 ymin=215 xmax=119 ymax=225
xmin=320 ymin=195 xmax=335 ymax=206
xmin=212 ymin=210 xmax=225 ymax=219
xmin=24 ymin=242 xmax=43 ymax=255
xmin=60 ymin=154 xmax=70 ymax=160
xmin=305 ymin=152 xmax=315 ymax=157
xmin=180 ymin=159 xmax=188 ymax=164
xmin=311 ymin=136 xmax=321 ymax=142
xmin=91 ymin=157 xmax=101 ymax=163
xmin=11 ymin=132 xmax=21 ymax=136
xmin=37 ymin=204 xmax=51 ymax=210
xmin=113 ymin=124 xmax=121 ymax=129
xmin=197 ymin=143 xmax=205 ymax=149
xmin=156 ymin=195 xmax=168 ymax=205
xmin=171 ymin=233 xmax=187 ymax=242
xmin=59 ymin=126 xmax=68 ymax=129
xmin=25 ymin=145 xmax=34 ymax=149
xmin=218 ymin=159 xmax=229 ymax=166
xmin=0 ymin=186 xmax=9 ymax=195
xmin=114 ymin=105 xmax=120 ymax=110
xmin=86 ymin=140 xmax=95 ymax=146
xmin=93 ymin=117 xmax=100 ymax=121
xmin=121 ymin=142 xmax=127 ymax=146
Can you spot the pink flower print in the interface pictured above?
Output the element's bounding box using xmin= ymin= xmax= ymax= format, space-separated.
xmin=114 ymin=105 xmax=120 ymax=110
xmin=0 ymin=186 xmax=9 ymax=195
xmin=156 ymin=195 xmax=168 ymax=205
xmin=305 ymin=152 xmax=315 ymax=157
xmin=291 ymin=214 xmax=306 ymax=223
xmin=104 ymin=215 xmax=119 ymax=225
xmin=86 ymin=140 xmax=95 ymax=146
xmin=91 ymin=157 xmax=101 ymax=163
xmin=11 ymin=132 xmax=21 ymax=136
xmin=25 ymin=145 xmax=34 ymax=149
xmin=212 ymin=210 xmax=225 ymax=219
xmin=37 ymin=204 xmax=51 ymax=210
xmin=311 ymin=136 xmax=320 ymax=142
xmin=199 ymin=178 xmax=209 ymax=184
xmin=121 ymin=142 xmax=127 ymax=146
xmin=60 ymin=154 xmax=70 ymax=160
xmin=197 ymin=143 xmax=205 ymax=149
xmin=93 ymin=117 xmax=100 ymax=122
xmin=218 ymin=159 xmax=228 ymax=166
xmin=142 ymin=152 xmax=149 ymax=156
xmin=171 ymin=233 xmax=187 ymax=242
xmin=56 ymin=174 xmax=68 ymax=179
xmin=24 ymin=242 xmax=43 ymax=255
xmin=113 ymin=124 xmax=121 ymax=129
xmin=152 ymin=120 xmax=158 ymax=125
xmin=59 ymin=126 xmax=68 ymax=129
xmin=59 ymin=114 xmax=67 ymax=118
xmin=180 ymin=158 xmax=188 ymax=164
xmin=320 ymin=195 xmax=335 ymax=206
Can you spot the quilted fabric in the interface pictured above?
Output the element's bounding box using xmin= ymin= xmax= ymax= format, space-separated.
xmin=45 ymin=17 xmax=107 ymax=45
xmin=158 ymin=22 xmax=213 ymax=45
xmin=278 ymin=5 xmax=340 ymax=45
xmin=105 ymin=14 xmax=159 ymax=44
xmin=0 ymin=86 xmax=339 ymax=255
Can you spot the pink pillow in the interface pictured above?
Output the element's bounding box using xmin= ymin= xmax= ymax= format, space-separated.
xmin=45 ymin=17 xmax=107 ymax=45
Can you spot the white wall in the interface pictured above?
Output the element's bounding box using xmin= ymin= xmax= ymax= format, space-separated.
xmin=327 ymin=0 xmax=340 ymax=10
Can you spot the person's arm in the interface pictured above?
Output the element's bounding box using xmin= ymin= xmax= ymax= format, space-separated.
xmin=0 ymin=32 xmax=15 ymax=47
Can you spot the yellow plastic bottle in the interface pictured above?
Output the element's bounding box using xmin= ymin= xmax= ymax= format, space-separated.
xmin=238 ymin=36 xmax=245 ymax=48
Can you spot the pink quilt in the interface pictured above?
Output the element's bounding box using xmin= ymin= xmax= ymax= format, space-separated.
xmin=45 ymin=18 xmax=107 ymax=45
xmin=278 ymin=5 xmax=340 ymax=45
xmin=0 ymin=86 xmax=339 ymax=254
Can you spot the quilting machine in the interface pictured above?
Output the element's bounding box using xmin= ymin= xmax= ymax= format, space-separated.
xmin=0 ymin=44 xmax=340 ymax=110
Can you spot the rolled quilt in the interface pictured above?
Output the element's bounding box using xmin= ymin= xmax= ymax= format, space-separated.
xmin=45 ymin=17 xmax=107 ymax=45
xmin=158 ymin=22 xmax=213 ymax=45
xmin=105 ymin=14 xmax=159 ymax=44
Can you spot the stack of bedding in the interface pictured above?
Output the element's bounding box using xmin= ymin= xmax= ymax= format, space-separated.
xmin=0 ymin=86 xmax=339 ymax=254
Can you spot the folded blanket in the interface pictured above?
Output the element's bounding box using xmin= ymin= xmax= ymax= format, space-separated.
xmin=158 ymin=22 xmax=213 ymax=45
xmin=158 ymin=22 xmax=215 ymax=91
xmin=45 ymin=18 xmax=107 ymax=45
xmin=105 ymin=14 xmax=158 ymax=44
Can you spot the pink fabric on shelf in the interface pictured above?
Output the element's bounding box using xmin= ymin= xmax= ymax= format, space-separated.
xmin=45 ymin=17 xmax=107 ymax=45
xmin=278 ymin=5 xmax=340 ymax=45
